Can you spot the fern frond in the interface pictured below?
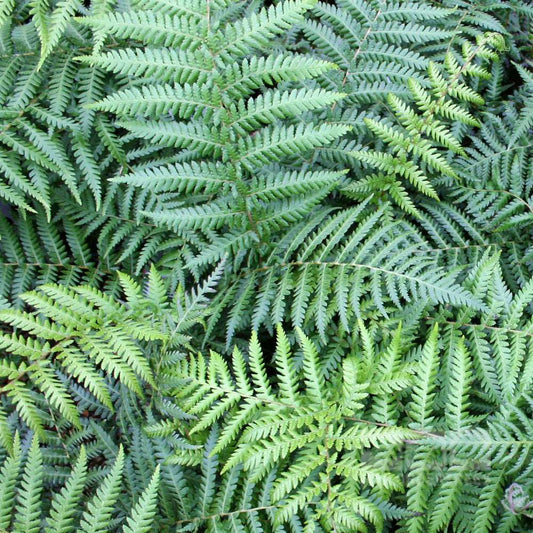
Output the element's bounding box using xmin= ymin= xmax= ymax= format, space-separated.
xmin=14 ymin=436 xmax=43 ymax=533
xmin=79 ymin=446 xmax=124 ymax=532
xmin=45 ymin=446 xmax=88 ymax=533
xmin=172 ymin=327 xmax=417 ymax=530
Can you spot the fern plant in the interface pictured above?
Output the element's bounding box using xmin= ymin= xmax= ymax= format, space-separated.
xmin=77 ymin=0 xmax=351 ymax=272
xmin=166 ymin=325 xmax=416 ymax=530
xmin=0 ymin=270 xmax=161 ymax=441
xmin=346 ymin=31 xmax=506 ymax=214
xmin=169 ymin=266 xmax=533 ymax=532
xmin=207 ymin=200 xmax=485 ymax=343
xmin=0 ymin=0 xmax=532 ymax=531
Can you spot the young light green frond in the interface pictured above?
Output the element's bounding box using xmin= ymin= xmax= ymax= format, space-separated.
xmin=0 ymin=271 xmax=177 ymax=434
xmin=348 ymin=32 xmax=503 ymax=212
xmin=0 ymin=433 xmax=22 ymax=531
xmin=296 ymin=327 xmax=324 ymax=403
xmin=445 ymin=336 xmax=473 ymax=431
xmin=14 ymin=436 xmax=43 ymax=533
xmin=79 ymin=446 xmax=125 ymax=533
xmin=248 ymin=331 xmax=274 ymax=399
xmin=122 ymin=465 xmax=160 ymax=533
xmin=172 ymin=326 xmax=429 ymax=530
xmin=408 ymin=324 xmax=439 ymax=429
xmin=45 ymin=447 xmax=88 ymax=533
xmin=274 ymin=325 xmax=299 ymax=404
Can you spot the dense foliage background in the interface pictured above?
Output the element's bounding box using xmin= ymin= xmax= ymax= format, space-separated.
xmin=0 ymin=0 xmax=532 ymax=531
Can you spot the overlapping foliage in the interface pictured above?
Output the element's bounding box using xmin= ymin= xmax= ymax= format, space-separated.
xmin=0 ymin=0 xmax=532 ymax=531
